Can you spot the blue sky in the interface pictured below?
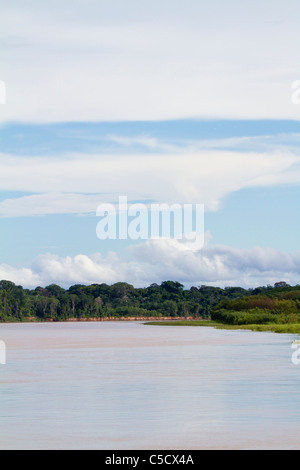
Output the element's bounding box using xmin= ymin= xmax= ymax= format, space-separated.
xmin=1 ymin=0 xmax=300 ymax=288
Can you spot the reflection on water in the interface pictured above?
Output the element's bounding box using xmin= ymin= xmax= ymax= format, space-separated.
xmin=0 ymin=321 xmax=299 ymax=450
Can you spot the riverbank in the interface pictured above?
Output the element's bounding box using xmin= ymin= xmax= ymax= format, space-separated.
xmin=145 ymin=319 xmax=300 ymax=335
xmin=0 ymin=316 xmax=200 ymax=324
xmin=64 ymin=316 xmax=197 ymax=322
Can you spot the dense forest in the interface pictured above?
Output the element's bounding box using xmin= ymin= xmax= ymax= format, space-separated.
xmin=0 ymin=279 xmax=299 ymax=323
xmin=211 ymin=282 xmax=300 ymax=326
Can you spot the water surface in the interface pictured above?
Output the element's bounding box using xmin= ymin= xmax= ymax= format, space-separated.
xmin=0 ymin=321 xmax=299 ymax=450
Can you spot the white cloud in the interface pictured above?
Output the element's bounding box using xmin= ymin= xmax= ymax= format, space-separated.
xmin=0 ymin=149 xmax=298 ymax=216
xmin=1 ymin=235 xmax=300 ymax=289
xmin=1 ymin=0 xmax=300 ymax=123
xmin=0 ymin=193 xmax=106 ymax=218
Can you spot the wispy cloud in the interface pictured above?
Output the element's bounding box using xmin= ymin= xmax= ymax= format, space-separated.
xmin=0 ymin=193 xmax=104 ymax=218
xmin=0 ymin=149 xmax=298 ymax=216
xmin=106 ymin=132 xmax=300 ymax=155
xmin=106 ymin=134 xmax=179 ymax=153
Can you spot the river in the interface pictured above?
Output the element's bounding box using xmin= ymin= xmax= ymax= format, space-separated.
xmin=0 ymin=321 xmax=299 ymax=450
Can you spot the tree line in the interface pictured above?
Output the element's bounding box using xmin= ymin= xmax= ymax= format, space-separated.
xmin=211 ymin=283 xmax=300 ymax=325
xmin=0 ymin=279 xmax=298 ymax=322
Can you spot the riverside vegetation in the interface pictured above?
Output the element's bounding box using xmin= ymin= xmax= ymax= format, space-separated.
xmin=1 ymin=279 xmax=300 ymax=333
xmin=0 ymin=280 xmax=300 ymax=333
xmin=0 ymin=280 xmax=231 ymax=322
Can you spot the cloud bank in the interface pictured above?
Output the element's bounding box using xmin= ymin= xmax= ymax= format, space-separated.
xmin=1 ymin=0 xmax=300 ymax=123
xmin=1 ymin=235 xmax=300 ymax=289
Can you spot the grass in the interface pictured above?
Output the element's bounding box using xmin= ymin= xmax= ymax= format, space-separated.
xmin=219 ymin=323 xmax=300 ymax=334
xmin=145 ymin=319 xmax=300 ymax=335
xmin=145 ymin=320 xmax=225 ymax=327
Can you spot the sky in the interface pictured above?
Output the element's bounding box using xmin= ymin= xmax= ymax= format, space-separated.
xmin=1 ymin=0 xmax=300 ymax=289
